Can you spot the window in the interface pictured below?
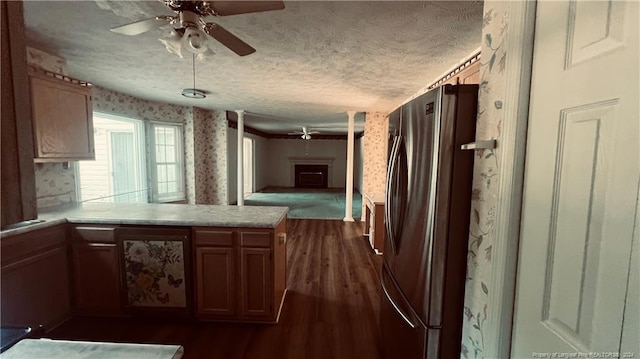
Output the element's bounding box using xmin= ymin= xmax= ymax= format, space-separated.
xmin=77 ymin=113 xmax=185 ymax=203
xmin=149 ymin=122 xmax=184 ymax=202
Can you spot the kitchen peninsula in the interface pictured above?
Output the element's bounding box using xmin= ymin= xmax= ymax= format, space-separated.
xmin=1 ymin=203 xmax=288 ymax=332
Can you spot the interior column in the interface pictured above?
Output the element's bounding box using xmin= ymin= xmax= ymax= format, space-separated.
xmin=344 ymin=111 xmax=355 ymax=222
xmin=236 ymin=110 xmax=245 ymax=206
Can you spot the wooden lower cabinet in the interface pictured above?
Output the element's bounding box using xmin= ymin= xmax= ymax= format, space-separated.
xmin=71 ymin=243 xmax=121 ymax=315
xmin=70 ymin=225 xmax=121 ymax=315
xmin=194 ymin=219 xmax=287 ymax=323
xmin=195 ymin=246 xmax=236 ymax=316
xmin=0 ymin=225 xmax=71 ymax=330
xmin=0 ymin=220 xmax=286 ymax=327
xmin=240 ymin=247 xmax=272 ymax=318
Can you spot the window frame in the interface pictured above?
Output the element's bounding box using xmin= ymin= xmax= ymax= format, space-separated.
xmin=76 ymin=112 xmax=147 ymax=203
xmin=147 ymin=121 xmax=186 ymax=203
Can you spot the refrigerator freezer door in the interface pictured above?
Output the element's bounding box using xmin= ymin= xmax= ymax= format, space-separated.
xmin=380 ymin=264 xmax=427 ymax=359
xmin=389 ymin=87 xmax=444 ymax=324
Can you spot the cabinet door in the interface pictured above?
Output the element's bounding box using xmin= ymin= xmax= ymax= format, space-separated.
xmin=30 ymin=73 xmax=93 ymax=161
xmin=71 ymin=242 xmax=121 ymax=315
xmin=1 ymin=225 xmax=70 ymax=329
xmin=240 ymin=248 xmax=272 ymax=318
xmin=195 ymin=247 xmax=236 ymax=317
xmin=1 ymin=246 xmax=70 ymax=329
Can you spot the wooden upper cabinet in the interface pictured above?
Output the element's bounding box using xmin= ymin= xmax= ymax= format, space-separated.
xmin=460 ymin=60 xmax=480 ymax=84
xmin=28 ymin=68 xmax=94 ymax=162
xmin=441 ymin=58 xmax=481 ymax=86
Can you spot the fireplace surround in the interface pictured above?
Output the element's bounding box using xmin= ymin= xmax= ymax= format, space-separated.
xmin=288 ymin=157 xmax=334 ymax=188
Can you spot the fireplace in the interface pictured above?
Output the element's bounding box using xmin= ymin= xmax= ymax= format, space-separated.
xmin=288 ymin=157 xmax=334 ymax=188
xmin=295 ymin=164 xmax=328 ymax=188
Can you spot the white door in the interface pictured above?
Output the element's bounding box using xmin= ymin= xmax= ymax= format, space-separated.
xmin=512 ymin=0 xmax=639 ymax=357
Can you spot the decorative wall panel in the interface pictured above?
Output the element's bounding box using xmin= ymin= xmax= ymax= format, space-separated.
xmin=460 ymin=2 xmax=508 ymax=358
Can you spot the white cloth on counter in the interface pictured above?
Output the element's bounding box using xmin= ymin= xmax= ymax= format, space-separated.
xmin=0 ymin=338 xmax=184 ymax=359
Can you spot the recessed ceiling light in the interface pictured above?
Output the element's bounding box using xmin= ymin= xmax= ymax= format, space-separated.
xmin=181 ymin=88 xmax=206 ymax=99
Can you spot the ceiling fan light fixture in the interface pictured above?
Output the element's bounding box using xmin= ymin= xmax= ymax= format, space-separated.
xmin=182 ymin=27 xmax=208 ymax=54
xmin=159 ymin=30 xmax=184 ymax=58
xmin=181 ymin=88 xmax=206 ymax=99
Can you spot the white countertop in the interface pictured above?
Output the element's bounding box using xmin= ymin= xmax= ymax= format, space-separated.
xmin=0 ymin=339 xmax=183 ymax=359
xmin=1 ymin=202 xmax=288 ymax=238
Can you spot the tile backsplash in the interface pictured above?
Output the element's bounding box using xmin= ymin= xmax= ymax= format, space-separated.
xmin=34 ymin=162 xmax=77 ymax=208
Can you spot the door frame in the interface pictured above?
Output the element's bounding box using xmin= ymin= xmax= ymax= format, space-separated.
xmin=481 ymin=1 xmax=536 ymax=357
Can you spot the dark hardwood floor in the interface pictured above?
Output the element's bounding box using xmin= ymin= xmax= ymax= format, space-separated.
xmin=48 ymin=219 xmax=384 ymax=359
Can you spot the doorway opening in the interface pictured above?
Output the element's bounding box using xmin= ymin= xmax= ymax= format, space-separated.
xmin=243 ymin=137 xmax=253 ymax=198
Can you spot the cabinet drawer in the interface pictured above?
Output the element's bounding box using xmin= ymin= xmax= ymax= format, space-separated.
xmin=71 ymin=225 xmax=116 ymax=243
xmin=240 ymin=231 xmax=272 ymax=248
xmin=1 ymin=225 xmax=66 ymax=264
xmin=194 ymin=228 xmax=235 ymax=247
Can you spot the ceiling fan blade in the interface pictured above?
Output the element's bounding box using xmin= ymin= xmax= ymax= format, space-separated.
xmin=203 ymin=22 xmax=255 ymax=56
xmin=207 ymin=1 xmax=285 ymax=16
xmin=110 ymin=16 xmax=173 ymax=36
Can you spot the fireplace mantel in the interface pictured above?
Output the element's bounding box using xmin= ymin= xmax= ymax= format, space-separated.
xmin=288 ymin=157 xmax=334 ymax=187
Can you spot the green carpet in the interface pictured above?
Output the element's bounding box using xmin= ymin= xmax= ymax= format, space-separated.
xmin=244 ymin=187 xmax=362 ymax=220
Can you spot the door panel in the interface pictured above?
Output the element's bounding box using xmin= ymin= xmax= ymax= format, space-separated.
xmin=240 ymin=248 xmax=272 ymax=318
xmin=72 ymin=243 xmax=121 ymax=314
xmin=512 ymin=0 xmax=638 ymax=355
xmin=196 ymin=247 xmax=236 ymax=316
xmin=391 ymin=88 xmax=442 ymax=324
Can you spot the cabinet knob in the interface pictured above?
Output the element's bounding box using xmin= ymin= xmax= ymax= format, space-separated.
xmin=278 ymin=233 xmax=287 ymax=245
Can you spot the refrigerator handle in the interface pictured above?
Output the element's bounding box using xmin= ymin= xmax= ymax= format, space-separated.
xmin=385 ymin=136 xmax=401 ymax=255
xmin=381 ymin=277 xmax=416 ymax=329
xmin=391 ymin=136 xmax=408 ymax=251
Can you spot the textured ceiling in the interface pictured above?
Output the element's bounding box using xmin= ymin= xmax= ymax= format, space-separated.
xmin=22 ymin=1 xmax=483 ymax=134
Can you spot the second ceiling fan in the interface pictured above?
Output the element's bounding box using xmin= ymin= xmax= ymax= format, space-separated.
xmin=288 ymin=127 xmax=320 ymax=140
xmin=110 ymin=0 xmax=285 ymax=57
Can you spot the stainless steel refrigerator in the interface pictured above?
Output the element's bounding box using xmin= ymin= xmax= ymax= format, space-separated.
xmin=381 ymin=84 xmax=478 ymax=358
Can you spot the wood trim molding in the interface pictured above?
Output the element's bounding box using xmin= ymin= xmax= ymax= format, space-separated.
xmin=484 ymin=1 xmax=536 ymax=358
xmin=226 ymin=112 xmax=364 ymax=140
xmin=427 ymin=51 xmax=481 ymax=90
xmin=227 ymin=117 xmax=272 ymax=138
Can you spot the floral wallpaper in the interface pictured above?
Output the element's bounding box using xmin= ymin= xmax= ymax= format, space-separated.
xmin=362 ymin=111 xmax=389 ymax=201
xmin=461 ymin=2 xmax=509 ymax=358
xmin=184 ymin=108 xmax=196 ymax=204
xmin=189 ymin=107 xmax=228 ymax=205
xmin=91 ymin=87 xmax=188 ymax=125
xmin=25 ymin=47 xmax=232 ymax=207
xmin=123 ymin=240 xmax=186 ymax=307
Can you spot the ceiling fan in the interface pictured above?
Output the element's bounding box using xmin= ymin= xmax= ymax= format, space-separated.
xmin=288 ymin=127 xmax=320 ymax=140
xmin=109 ymin=0 xmax=285 ymax=57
